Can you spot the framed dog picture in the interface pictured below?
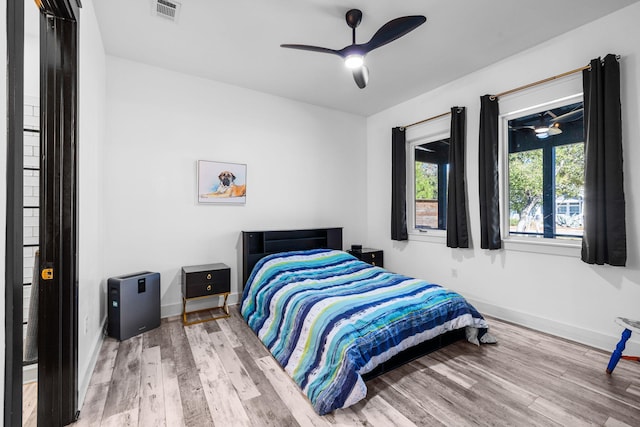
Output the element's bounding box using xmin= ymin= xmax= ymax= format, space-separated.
xmin=197 ymin=160 xmax=247 ymax=204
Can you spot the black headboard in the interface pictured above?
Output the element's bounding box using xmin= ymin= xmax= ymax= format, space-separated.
xmin=241 ymin=227 xmax=343 ymax=288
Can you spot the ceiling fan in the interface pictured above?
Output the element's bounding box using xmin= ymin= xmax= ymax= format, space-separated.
xmin=510 ymin=121 xmax=563 ymax=139
xmin=510 ymin=107 xmax=584 ymax=139
xmin=280 ymin=9 xmax=427 ymax=89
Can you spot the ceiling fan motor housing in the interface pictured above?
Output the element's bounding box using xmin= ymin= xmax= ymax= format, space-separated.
xmin=346 ymin=9 xmax=363 ymax=29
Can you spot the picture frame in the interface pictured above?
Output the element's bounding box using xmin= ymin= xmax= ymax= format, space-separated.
xmin=197 ymin=160 xmax=247 ymax=204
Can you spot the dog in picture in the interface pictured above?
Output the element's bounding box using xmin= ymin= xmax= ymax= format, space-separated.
xmin=203 ymin=170 xmax=246 ymax=198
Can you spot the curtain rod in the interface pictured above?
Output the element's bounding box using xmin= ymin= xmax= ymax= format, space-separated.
xmin=489 ymin=64 xmax=590 ymax=101
xmin=489 ymin=54 xmax=621 ymax=100
xmin=401 ymin=55 xmax=619 ymax=129
xmin=402 ymin=110 xmax=451 ymax=130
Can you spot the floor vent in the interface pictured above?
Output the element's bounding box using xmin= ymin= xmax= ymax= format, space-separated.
xmin=154 ymin=0 xmax=181 ymax=22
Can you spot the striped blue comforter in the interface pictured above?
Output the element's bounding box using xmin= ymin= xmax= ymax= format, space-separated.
xmin=240 ymin=249 xmax=488 ymax=414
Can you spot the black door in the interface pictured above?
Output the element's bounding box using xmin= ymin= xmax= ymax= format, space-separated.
xmin=37 ymin=1 xmax=81 ymax=425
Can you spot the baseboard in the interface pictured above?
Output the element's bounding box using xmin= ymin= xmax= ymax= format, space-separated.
xmin=161 ymin=293 xmax=637 ymax=353
xmin=467 ymin=298 xmax=640 ymax=356
xmin=77 ymin=316 xmax=107 ymax=409
xmin=161 ymin=292 xmax=241 ymax=319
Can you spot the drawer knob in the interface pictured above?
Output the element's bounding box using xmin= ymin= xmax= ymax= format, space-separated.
xmin=207 ymin=284 xmax=212 ymax=291
xmin=372 ymin=262 xmax=376 ymax=266
xmin=371 ymin=254 xmax=375 ymax=258
xmin=206 ymin=273 xmax=212 ymax=280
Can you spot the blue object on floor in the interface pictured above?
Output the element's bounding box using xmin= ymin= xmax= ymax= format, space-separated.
xmin=606 ymin=317 xmax=640 ymax=374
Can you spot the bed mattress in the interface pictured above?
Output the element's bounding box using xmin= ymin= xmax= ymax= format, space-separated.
xmin=241 ymin=249 xmax=489 ymax=414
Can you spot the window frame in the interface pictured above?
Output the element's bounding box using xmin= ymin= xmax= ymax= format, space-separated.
xmin=499 ymin=93 xmax=583 ymax=255
xmin=406 ymin=119 xmax=450 ymax=242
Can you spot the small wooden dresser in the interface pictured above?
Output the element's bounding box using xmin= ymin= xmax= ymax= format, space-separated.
xmin=348 ymin=248 xmax=384 ymax=268
xmin=181 ymin=263 xmax=230 ymax=326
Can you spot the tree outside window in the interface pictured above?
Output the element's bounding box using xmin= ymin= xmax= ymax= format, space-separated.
xmin=508 ymin=101 xmax=584 ymax=239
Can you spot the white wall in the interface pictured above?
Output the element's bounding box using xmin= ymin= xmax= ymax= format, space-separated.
xmin=366 ymin=3 xmax=640 ymax=354
xmin=103 ymin=56 xmax=368 ymax=317
xmin=77 ymin=0 xmax=107 ymax=407
xmin=1 ymin=0 xmax=8 ymax=420
xmin=24 ymin=34 xmax=38 ymax=97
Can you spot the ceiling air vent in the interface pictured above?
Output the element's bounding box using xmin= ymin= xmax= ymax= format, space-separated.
xmin=153 ymin=0 xmax=181 ymax=22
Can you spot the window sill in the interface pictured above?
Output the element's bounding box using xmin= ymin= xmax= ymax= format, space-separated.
xmin=503 ymin=236 xmax=581 ymax=257
xmin=408 ymin=230 xmax=446 ymax=244
xmin=407 ymin=231 xmax=581 ymax=256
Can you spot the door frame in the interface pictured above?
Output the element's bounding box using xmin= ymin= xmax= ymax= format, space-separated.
xmin=4 ymin=0 xmax=25 ymax=426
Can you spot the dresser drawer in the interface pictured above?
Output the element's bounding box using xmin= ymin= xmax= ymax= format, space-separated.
xmin=182 ymin=264 xmax=230 ymax=299
xmin=360 ymin=251 xmax=383 ymax=267
xmin=185 ymin=281 xmax=229 ymax=299
xmin=348 ymin=249 xmax=384 ymax=268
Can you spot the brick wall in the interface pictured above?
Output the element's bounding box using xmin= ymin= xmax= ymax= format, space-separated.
xmin=23 ymin=97 xmax=39 ymax=326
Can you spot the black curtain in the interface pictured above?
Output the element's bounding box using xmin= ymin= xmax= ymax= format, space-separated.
xmin=478 ymin=95 xmax=502 ymax=249
xmin=391 ymin=127 xmax=408 ymax=240
xmin=447 ymin=107 xmax=469 ymax=248
xmin=581 ymin=54 xmax=626 ymax=266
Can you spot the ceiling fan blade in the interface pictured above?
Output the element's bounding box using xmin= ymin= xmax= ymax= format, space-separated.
xmin=352 ymin=65 xmax=369 ymax=89
xmin=550 ymin=108 xmax=584 ymax=123
xmin=280 ymin=44 xmax=340 ymax=56
xmin=362 ymin=15 xmax=426 ymax=53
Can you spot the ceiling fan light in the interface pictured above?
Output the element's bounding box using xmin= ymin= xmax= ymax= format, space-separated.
xmin=536 ymin=132 xmax=549 ymax=139
xmin=344 ymin=55 xmax=364 ymax=69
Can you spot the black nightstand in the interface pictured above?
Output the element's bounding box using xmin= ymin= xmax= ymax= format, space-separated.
xmin=181 ymin=263 xmax=230 ymax=326
xmin=348 ymin=248 xmax=384 ymax=268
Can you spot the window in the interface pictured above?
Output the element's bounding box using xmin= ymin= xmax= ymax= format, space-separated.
xmin=408 ymin=127 xmax=450 ymax=236
xmin=506 ymin=100 xmax=584 ymax=240
xmin=414 ymin=140 xmax=449 ymax=230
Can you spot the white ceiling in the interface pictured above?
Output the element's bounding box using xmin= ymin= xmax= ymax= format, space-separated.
xmin=87 ymin=0 xmax=639 ymax=116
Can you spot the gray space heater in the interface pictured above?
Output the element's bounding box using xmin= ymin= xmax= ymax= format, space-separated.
xmin=107 ymin=271 xmax=161 ymax=341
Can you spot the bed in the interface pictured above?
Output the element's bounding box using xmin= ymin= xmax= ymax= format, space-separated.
xmin=240 ymin=228 xmax=492 ymax=415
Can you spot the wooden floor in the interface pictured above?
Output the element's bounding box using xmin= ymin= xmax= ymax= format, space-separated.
xmin=23 ymin=381 xmax=37 ymax=427
xmin=69 ymin=306 xmax=640 ymax=426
